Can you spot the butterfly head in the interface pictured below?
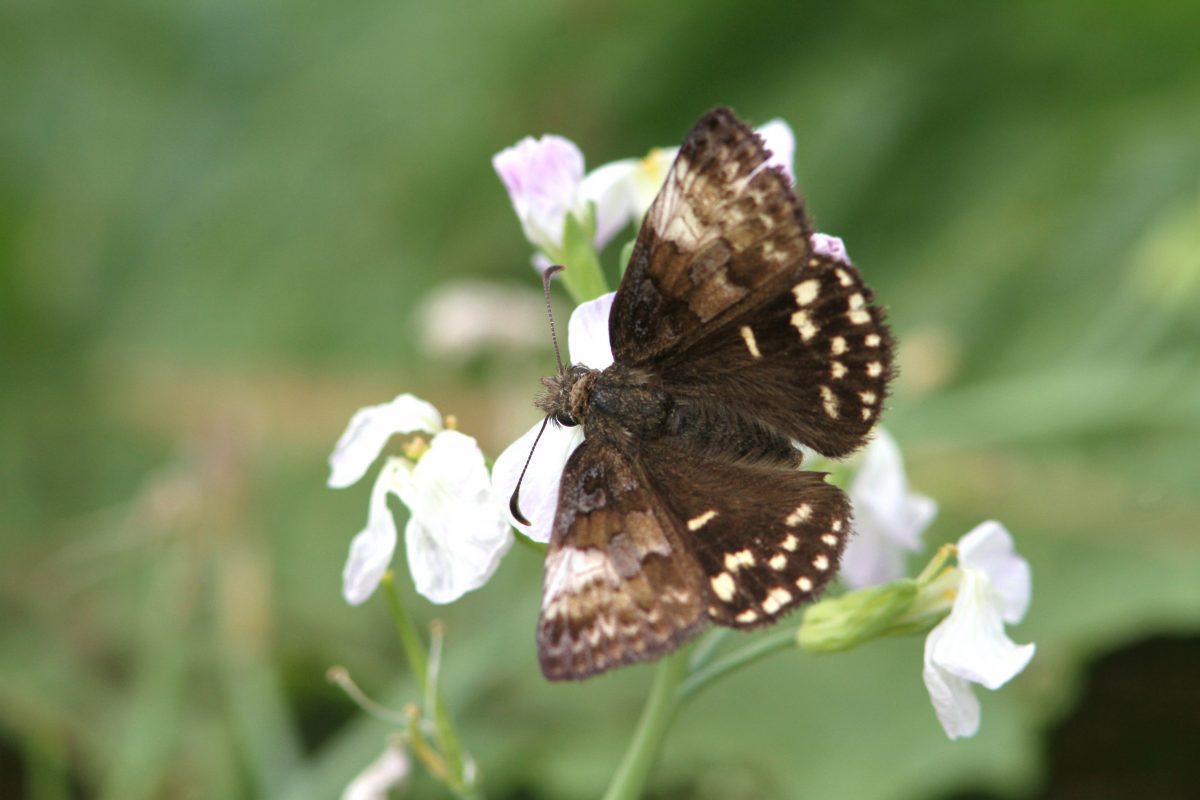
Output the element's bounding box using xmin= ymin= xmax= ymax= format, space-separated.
xmin=536 ymin=364 xmax=596 ymax=428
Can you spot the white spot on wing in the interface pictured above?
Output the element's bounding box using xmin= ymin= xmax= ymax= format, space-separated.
xmin=724 ymin=549 xmax=756 ymax=572
xmin=711 ymin=572 xmax=736 ymax=602
xmin=781 ymin=534 xmax=799 ymax=551
xmin=739 ymin=326 xmax=762 ymax=358
xmin=813 ymin=554 xmax=830 ymax=571
xmin=831 ymin=336 xmax=847 ymax=355
xmin=687 ymin=509 xmax=718 ymax=530
xmin=769 ymin=553 xmax=788 ymax=570
xmin=821 ymin=534 xmax=838 ymax=547
xmin=848 ymin=309 xmax=871 ymax=325
xmin=835 ymin=268 xmax=853 ymax=287
xmin=831 ymin=361 xmax=847 ymax=379
xmin=761 ymin=586 xmax=793 ymax=614
xmin=867 ymin=361 xmax=883 ymax=377
xmin=785 ymin=505 xmax=812 ymax=526
xmin=865 ymin=333 xmax=882 ymax=347
xmin=821 ymin=385 xmax=839 ymax=418
xmin=792 ymin=279 xmax=820 ymax=306
xmin=791 ymin=310 xmax=818 ymax=341
xmin=796 ymin=576 xmax=814 ymax=592
xmin=736 ymin=609 xmax=759 ymax=623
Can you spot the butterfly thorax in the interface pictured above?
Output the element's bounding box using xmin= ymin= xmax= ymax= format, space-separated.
xmin=538 ymin=364 xmax=672 ymax=446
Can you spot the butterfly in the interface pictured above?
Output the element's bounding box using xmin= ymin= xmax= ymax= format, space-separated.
xmin=530 ymin=108 xmax=894 ymax=680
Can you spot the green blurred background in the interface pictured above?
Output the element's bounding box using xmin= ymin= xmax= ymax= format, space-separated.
xmin=3 ymin=1 xmax=1198 ymax=798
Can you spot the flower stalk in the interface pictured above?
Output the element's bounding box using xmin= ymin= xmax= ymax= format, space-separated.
xmin=381 ymin=572 xmax=478 ymax=799
xmin=602 ymin=650 xmax=689 ymax=800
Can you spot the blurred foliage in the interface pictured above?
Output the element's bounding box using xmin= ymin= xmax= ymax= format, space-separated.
xmin=2 ymin=1 xmax=1198 ymax=798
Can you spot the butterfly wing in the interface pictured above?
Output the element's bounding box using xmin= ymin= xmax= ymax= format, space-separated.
xmin=537 ymin=436 xmax=708 ymax=681
xmin=610 ymin=107 xmax=812 ymax=366
xmin=611 ymin=107 xmax=893 ymax=457
xmin=638 ymin=435 xmax=852 ymax=628
xmin=660 ymin=252 xmax=894 ymax=458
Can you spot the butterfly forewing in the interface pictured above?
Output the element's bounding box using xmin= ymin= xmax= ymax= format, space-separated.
xmin=610 ymin=108 xmax=812 ymax=365
xmin=537 ymin=439 xmax=707 ymax=680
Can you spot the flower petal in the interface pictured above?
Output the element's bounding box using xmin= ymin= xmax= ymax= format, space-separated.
xmin=958 ymin=520 xmax=1032 ymax=624
xmin=811 ymin=233 xmax=850 ymax=265
xmin=756 ymin=119 xmax=796 ymax=182
xmin=328 ymin=394 xmax=443 ymax=489
xmin=491 ymin=419 xmax=585 ymax=543
xmin=579 ymin=158 xmax=640 ymax=250
xmin=923 ymin=621 xmax=982 ymax=739
xmin=931 ymin=568 xmax=1036 ymax=690
xmin=567 ymin=291 xmax=616 ymax=369
xmin=842 ymin=429 xmax=938 ymax=588
xmin=342 ymin=459 xmax=406 ymax=605
xmin=398 ymin=431 xmax=513 ymax=604
xmin=627 ymin=147 xmax=677 ymax=220
xmin=493 ymin=134 xmax=585 ymax=253
xmin=341 ymin=742 xmax=409 ymax=800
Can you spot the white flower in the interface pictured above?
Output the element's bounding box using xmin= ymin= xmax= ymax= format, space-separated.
xmin=923 ymin=521 xmax=1035 ymax=739
xmin=491 ymin=293 xmax=613 ymax=542
xmin=493 ymin=135 xmax=633 ymax=259
xmin=328 ymin=394 xmax=512 ymax=605
xmin=341 ymin=742 xmax=409 ymax=800
xmin=842 ymin=429 xmax=938 ymax=588
xmin=493 ymin=135 xmax=587 ymax=257
xmin=493 ymin=119 xmax=800 ymax=262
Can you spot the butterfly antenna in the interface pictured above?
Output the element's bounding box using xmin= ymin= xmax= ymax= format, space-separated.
xmin=508 ymin=414 xmax=552 ymax=526
xmin=542 ymin=264 xmax=566 ymax=374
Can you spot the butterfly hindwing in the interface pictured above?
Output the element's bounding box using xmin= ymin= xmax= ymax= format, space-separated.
xmin=660 ymin=253 xmax=895 ymax=458
xmin=537 ymin=437 xmax=708 ymax=680
xmin=639 ymin=438 xmax=851 ymax=628
xmin=610 ymin=107 xmax=812 ymax=365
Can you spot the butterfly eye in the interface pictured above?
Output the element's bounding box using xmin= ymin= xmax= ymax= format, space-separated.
xmin=555 ymin=411 xmax=578 ymax=427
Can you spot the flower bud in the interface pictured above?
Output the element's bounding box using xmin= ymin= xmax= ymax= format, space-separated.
xmin=798 ymin=579 xmax=919 ymax=653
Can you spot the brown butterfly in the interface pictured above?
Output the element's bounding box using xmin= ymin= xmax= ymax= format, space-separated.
xmin=523 ymin=108 xmax=894 ymax=680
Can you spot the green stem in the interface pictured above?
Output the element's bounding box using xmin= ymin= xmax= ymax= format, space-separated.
xmin=601 ymin=650 xmax=689 ymax=800
xmin=676 ymin=627 xmax=798 ymax=703
xmin=380 ymin=573 xmax=478 ymax=799
xmin=555 ymin=213 xmax=610 ymax=303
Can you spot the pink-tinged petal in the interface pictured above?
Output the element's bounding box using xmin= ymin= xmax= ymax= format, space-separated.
xmin=579 ymin=158 xmax=640 ymax=249
xmin=341 ymin=742 xmax=409 ymax=800
xmin=328 ymin=394 xmax=442 ymax=489
xmin=491 ymin=420 xmax=585 ymax=544
xmin=567 ymin=292 xmax=616 ymax=369
xmin=342 ymin=459 xmax=405 ymax=605
xmin=811 ymin=233 xmax=850 ymax=265
xmin=843 ymin=429 xmax=938 ymax=588
xmin=757 ymin=119 xmax=796 ymax=182
xmin=493 ymin=134 xmax=585 ymax=253
xmin=958 ymin=521 xmax=1032 ymax=624
xmin=931 ymin=569 xmax=1036 ymax=690
xmin=397 ymin=431 xmax=512 ymax=604
xmin=923 ymin=622 xmax=982 ymax=740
